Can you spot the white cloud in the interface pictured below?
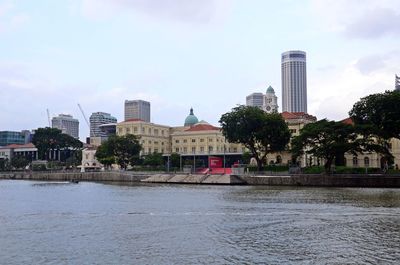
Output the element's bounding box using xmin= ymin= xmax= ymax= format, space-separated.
xmin=309 ymin=52 xmax=398 ymax=121
xmin=80 ymin=0 xmax=232 ymax=24
xmin=310 ymin=0 xmax=400 ymax=38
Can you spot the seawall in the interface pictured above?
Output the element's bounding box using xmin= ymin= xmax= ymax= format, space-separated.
xmin=240 ymin=174 xmax=400 ymax=188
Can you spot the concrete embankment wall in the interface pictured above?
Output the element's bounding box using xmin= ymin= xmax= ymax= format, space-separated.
xmin=0 ymin=171 xmax=148 ymax=182
xmin=240 ymin=174 xmax=400 ymax=188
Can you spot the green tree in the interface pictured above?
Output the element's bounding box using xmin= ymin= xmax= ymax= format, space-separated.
xmin=349 ymin=90 xmax=400 ymax=140
xmin=32 ymin=127 xmax=83 ymax=160
xmin=170 ymin=153 xmax=181 ymax=168
xmin=219 ymin=105 xmax=291 ymax=171
xmin=95 ymin=135 xmax=142 ymax=170
xmin=143 ymin=152 xmax=164 ymax=167
xmin=11 ymin=156 xmax=30 ymax=170
xmin=291 ymin=119 xmax=366 ymax=174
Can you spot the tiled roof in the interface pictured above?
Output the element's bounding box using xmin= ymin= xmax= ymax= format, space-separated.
xmin=341 ymin=117 xmax=354 ymax=125
xmin=185 ymin=124 xmax=220 ymax=132
xmin=0 ymin=143 xmax=36 ymax=149
xmin=281 ymin=112 xmax=317 ymax=121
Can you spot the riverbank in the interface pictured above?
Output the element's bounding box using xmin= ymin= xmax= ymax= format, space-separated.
xmin=1 ymin=171 xmax=400 ymax=187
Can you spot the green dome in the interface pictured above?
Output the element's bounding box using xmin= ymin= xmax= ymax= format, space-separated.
xmin=184 ymin=108 xmax=199 ymax=126
xmin=266 ymin=85 xmax=275 ymax=94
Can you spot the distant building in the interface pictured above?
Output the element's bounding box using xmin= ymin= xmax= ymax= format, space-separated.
xmin=281 ymin=50 xmax=308 ymax=113
xmin=89 ymin=112 xmax=117 ymax=137
xmin=0 ymin=130 xmax=32 ymax=147
xmin=246 ymin=93 xmax=264 ymax=109
xmin=396 ymin=75 xmax=400 ymax=91
xmin=246 ymin=86 xmax=278 ymax=113
xmin=52 ymin=114 xmax=79 ymax=139
xmin=124 ymin=100 xmax=150 ymax=122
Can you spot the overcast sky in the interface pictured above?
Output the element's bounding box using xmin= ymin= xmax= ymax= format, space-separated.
xmin=1 ymin=0 xmax=399 ymax=140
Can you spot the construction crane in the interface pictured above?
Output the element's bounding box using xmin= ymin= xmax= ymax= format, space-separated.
xmin=46 ymin=109 xmax=51 ymax=127
xmin=77 ymin=103 xmax=94 ymax=137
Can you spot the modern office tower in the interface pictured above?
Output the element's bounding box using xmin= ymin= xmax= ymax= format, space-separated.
xmin=0 ymin=131 xmax=25 ymax=146
xmin=281 ymin=50 xmax=307 ymax=113
xmin=89 ymin=112 xmax=117 ymax=137
xmin=124 ymin=100 xmax=150 ymax=122
xmin=263 ymin=86 xmax=279 ymax=113
xmin=246 ymin=93 xmax=264 ymax=109
xmin=396 ymin=75 xmax=400 ymax=91
xmin=52 ymin=114 xmax=79 ymax=139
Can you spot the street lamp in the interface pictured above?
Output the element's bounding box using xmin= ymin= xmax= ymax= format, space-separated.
xmin=223 ymin=144 xmax=226 ymax=174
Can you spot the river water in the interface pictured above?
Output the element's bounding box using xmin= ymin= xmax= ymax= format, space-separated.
xmin=0 ymin=180 xmax=399 ymax=264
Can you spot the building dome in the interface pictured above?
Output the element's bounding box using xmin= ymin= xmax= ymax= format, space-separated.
xmin=266 ymin=85 xmax=275 ymax=94
xmin=184 ymin=108 xmax=199 ymax=126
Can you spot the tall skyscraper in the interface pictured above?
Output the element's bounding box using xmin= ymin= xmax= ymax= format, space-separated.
xmin=124 ymin=100 xmax=150 ymax=122
xmin=246 ymin=86 xmax=278 ymax=113
xmin=89 ymin=112 xmax=117 ymax=137
xmin=52 ymin=114 xmax=79 ymax=139
xmin=246 ymin=93 xmax=264 ymax=109
xmin=396 ymin=74 xmax=400 ymax=91
xmin=281 ymin=50 xmax=307 ymax=113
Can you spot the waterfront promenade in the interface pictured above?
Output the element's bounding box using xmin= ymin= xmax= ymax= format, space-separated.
xmin=1 ymin=171 xmax=400 ymax=187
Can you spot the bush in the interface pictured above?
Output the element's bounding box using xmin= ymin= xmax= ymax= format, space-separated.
xmin=303 ymin=166 xmax=324 ymax=174
xmin=32 ymin=164 xmax=47 ymax=171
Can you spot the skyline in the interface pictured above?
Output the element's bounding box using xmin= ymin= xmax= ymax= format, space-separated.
xmin=1 ymin=0 xmax=399 ymax=140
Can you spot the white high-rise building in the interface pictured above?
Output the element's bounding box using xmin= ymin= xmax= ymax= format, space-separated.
xmin=124 ymin=100 xmax=150 ymax=122
xmin=281 ymin=50 xmax=307 ymax=113
xmin=52 ymin=114 xmax=79 ymax=139
xmin=395 ymin=74 xmax=400 ymax=91
xmin=89 ymin=112 xmax=117 ymax=137
xmin=246 ymin=86 xmax=278 ymax=113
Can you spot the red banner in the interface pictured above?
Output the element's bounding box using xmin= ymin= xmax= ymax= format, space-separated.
xmin=209 ymin=156 xmax=223 ymax=168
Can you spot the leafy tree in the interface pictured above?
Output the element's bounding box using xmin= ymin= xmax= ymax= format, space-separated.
xmin=0 ymin=159 xmax=11 ymax=171
xmin=32 ymin=127 xmax=83 ymax=160
xmin=11 ymin=156 xmax=30 ymax=170
xmin=349 ymin=90 xmax=400 ymax=140
xmin=143 ymin=152 xmax=164 ymax=167
xmin=219 ymin=105 xmax=291 ymax=171
xmin=242 ymin=151 xmax=252 ymax=164
xmin=95 ymin=135 xmax=142 ymax=170
xmin=291 ymin=119 xmax=368 ymax=174
xmin=170 ymin=153 xmax=181 ymax=168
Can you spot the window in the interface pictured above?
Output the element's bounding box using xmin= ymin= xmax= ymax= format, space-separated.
xmin=154 ymin=129 xmax=158 ymax=135
xmin=162 ymin=130 xmax=164 ymax=136
xmin=233 ymin=148 xmax=237 ymax=153
xmin=126 ymin=128 xmax=130 ymax=133
xmin=191 ymin=139 xmax=196 ymax=143
xmin=183 ymin=139 xmax=187 ymax=143
xmin=353 ymin=156 xmax=358 ymax=166
xmin=133 ymin=127 xmax=137 ymax=133
xmin=183 ymin=147 xmax=187 ymax=153
xmin=161 ymin=142 xmax=164 ymax=145
xmin=209 ymin=146 xmax=213 ymax=152
xmin=209 ymin=139 xmax=213 ymax=142
xmin=200 ymin=147 xmax=204 ymax=152
xmin=175 ymin=140 xmax=180 ymax=143
xmin=176 ymin=148 xmax=179 ymax=152
xmin=154 ymin=141 xmax=158 ymax=145
xmin=149 ymin=140 xmax=152 ymax=144
xmin=192 ymin=147 xmax=196 ymax=153
xmin=200 ymin=139 xmax=204 ymax=142
xmin=364 ymin=157 xmax=370 ymax=167
xmin=148 ymin=128 xmax=152 ymax=134
xmin=154 ymin=149 xmax=158 ymax=153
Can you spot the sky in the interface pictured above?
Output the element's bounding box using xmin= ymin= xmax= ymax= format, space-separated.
xmin=0 ymin=0 xmax=399 ymax=140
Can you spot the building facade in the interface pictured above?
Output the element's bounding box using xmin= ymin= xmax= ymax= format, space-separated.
xmin=124 ymin=100 xmax=150 ymax=122
xmin=52 ymin=114 xmax=79 ymax=139
xmin=246 ymin=93 xmax=264 ymax=109
xmin=246 ymin=86 xmax=279 ymax=113
xmin=0 ymin=131 xmax=31 ymax=147
xmin=396 ymin=74 xmax=400 ymax=91
xmin=89 ymin=112 xmax=117 ymax=137
xmin=281 ymin=50 xmax=308 ymax=113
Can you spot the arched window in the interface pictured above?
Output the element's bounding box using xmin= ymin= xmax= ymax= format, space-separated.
xmin=276 ymin=155 xmax=282 ymax=164
xmin=364 ymin=157 xmax=370 ymax=168
xmin=352 ymin=156 xmax=358 ymax=167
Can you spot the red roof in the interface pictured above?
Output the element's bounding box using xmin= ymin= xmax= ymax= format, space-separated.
xmin=1 ymin=143 xmax=36 ymax=149
xmin=281 ymin=112 xmax=317 ymax=121
xmin=341 ymin=117 xmax=354 ymax=125
xmin=185 ymin=124 xmax=220 ymax=132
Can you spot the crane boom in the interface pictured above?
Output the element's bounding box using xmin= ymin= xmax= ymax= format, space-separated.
xmin=77 ymin=103 xmax=94 ymax=137
xmin=46 ymin=109 xmax=51 ymax=127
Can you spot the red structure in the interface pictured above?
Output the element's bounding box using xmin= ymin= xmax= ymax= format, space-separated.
xmin=209 ymin=156 xmax=223 ymax=168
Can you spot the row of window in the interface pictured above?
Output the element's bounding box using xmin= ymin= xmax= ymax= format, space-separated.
xmin=175 ymin=138 xmax=224 ymax=144
xmin=119 ymin=127 xmax=167 ymax=136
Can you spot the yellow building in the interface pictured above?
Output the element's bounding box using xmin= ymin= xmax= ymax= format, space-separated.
xmin=116 ymin=119 xmax=171 ymax=155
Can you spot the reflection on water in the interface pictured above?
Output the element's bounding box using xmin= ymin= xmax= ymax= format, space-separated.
xmin=0 ymin=180 xmax=399 ymax=264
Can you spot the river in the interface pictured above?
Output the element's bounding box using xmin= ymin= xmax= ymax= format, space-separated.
xmin=0 ymin=180 xmax=399 ymax=264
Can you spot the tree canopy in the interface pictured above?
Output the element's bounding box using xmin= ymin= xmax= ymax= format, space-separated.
xmin=219 ymin=105 xmax=291 ymax=170
xmin=32 ymin=127 xmax=83 ymax=160
xmin=349 ymin=90 xmax=400 ymax=140
xmin=95 ymin=135 xmax=142 ymax=170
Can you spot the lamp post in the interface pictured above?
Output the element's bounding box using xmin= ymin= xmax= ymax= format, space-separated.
xmin=223 ymin=145 xmax=226 ymax=175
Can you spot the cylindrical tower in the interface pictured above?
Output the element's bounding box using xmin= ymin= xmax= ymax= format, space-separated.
xmin=281 ymin=50 xmax=307 ymax=113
